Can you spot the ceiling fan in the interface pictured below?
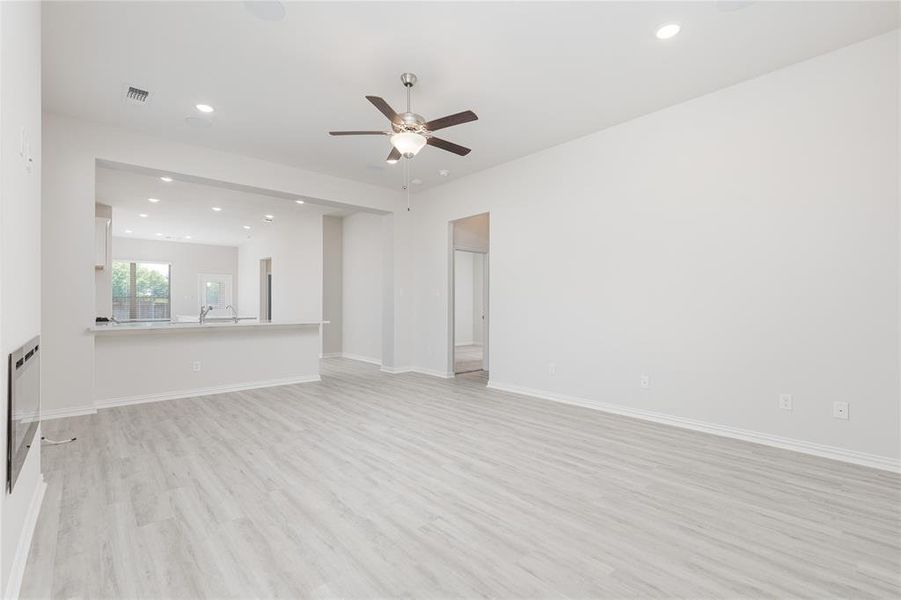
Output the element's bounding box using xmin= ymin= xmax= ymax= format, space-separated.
xmin=329 ymin=73 xmax=478 ymax=164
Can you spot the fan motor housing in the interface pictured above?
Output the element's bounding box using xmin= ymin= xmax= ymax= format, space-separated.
xmin=394 ymin=112 xmax=427 ymax=134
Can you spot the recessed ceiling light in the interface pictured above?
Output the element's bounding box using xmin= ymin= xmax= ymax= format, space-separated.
xmin=264 ymin=214 xmax=274 ymax=219
xmin=295 ymin=200 xmax=305 ymax=205
xmin=243 ymin=225 xmax=251 ymax=230
xmin=148 ymin=198 xmax=160 ymax=203
xmin=211 ymin=207 xmax=222 ymax=212
xmin=655 ymin=23 xmax=681 ymax=40
xmin=160 ymin=176 xmax=173 ymax=183
xmin=155 ymin=233 xmax=163 ymax=236
xmin=125 ymin=229 xmax=133 ymax=234
xmin=438 ymin=169 xmax=450 ymax=177
xmin=195 ymin=104 xmax=214 ymax=113
xmin=185 ymin=235 xmax=192 ymax=239
xmin=139 ymin=213 xmax=148 ymax=218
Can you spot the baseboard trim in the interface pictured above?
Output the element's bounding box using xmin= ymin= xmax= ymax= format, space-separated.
xmin=486 ymin=381 xmax=901 ymax=473
xmin=40 ymin=405 xmax=99 ymax=421
xmin=320 ymin=352 xmax=342 ymax=359
xmin=414 ymin=368 xmax=455 ymax=379
xmin=380 ymin=366 xmax=454 ymax=379
xmin=334 ymin=353 xmax=382 ymax=366
xmin=94 ymin=375 xmax=321 ymax=410
xmin=5 ymin=476 xmax=47 ymax=600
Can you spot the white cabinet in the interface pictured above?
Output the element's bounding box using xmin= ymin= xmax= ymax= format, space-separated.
xmin=94 ymin=217 xmax=110 ymax=269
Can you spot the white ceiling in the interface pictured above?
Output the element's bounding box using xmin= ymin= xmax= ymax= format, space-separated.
xmin=96 ymin=165 xmax=346 ymax=246
xmin=45 ymin=2 xmax=898 ymax=191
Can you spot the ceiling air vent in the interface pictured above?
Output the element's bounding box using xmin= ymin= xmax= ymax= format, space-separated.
xmin=123 ymin=85 xmax=151 ymax=105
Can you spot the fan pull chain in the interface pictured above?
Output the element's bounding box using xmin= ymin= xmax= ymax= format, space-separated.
xmin=404 ymin=158 xmax=411 ymax=211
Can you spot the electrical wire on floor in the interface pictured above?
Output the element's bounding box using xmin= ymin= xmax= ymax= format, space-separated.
xmin=42 ymin=435 xmax=77 ymax=445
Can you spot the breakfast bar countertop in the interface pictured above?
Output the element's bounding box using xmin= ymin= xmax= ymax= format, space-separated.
xmin=89 ymin=320 xmax=328 ymax=335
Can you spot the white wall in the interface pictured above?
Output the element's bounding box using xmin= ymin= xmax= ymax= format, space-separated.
xmin=0 ymin=2 xmax=44 ymax=596
xmin=342 ymin=213 xmax=383 ymax=363
xmin=409 ymin=32 xmax=900 ymax=465
xmin=110 ymin=237 xmax=238 ymax=318
xmin=454 ymin=251 xmax=475 ymax=346
xmin=94 ymin=203 xmax=112 ymax=316
xmin=473 ymin=253 xmax=485 ymax=346
xmin=454 ymin=251 xmax=486 ymax=348
xmin=237 ymin=214 xmax=322 ymax=322
xmin=322 ymin=215 xmax=343 ymax=355
xmin=42 ymin=113 xmax=401 ymax=415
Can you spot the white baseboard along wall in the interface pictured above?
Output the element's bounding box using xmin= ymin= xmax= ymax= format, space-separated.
xmin=486 ymin=381 xmax=901 ymax=473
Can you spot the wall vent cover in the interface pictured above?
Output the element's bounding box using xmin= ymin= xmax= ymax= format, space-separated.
xmin=123 ymin=85 xmax=151 ymax=104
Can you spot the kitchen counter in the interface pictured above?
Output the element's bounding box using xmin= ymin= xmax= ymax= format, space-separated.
xmin=90 ymin=320 xmax=328 ymax=335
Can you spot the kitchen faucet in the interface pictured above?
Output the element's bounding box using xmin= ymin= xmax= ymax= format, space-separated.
xmin=199 ymin=305 xmax=213 ymax=324
xmin=225 ymin=304 xmax=238 ymax=323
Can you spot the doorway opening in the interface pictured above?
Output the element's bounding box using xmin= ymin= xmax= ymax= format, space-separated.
xmin=450 ymin=213 xmax=489 ymax=376
xmin=454 ymin=250 xmax=487 ymax=373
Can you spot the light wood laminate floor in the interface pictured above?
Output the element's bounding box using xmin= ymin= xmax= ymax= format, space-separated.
xmin=454 ymin=344 xmax=484 ymax=374
xmin=22 ymin=358 xmax=901 ymax=599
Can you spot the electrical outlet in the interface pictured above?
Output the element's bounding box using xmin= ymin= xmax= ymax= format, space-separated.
xmin=548 ymin=362 xmax=557 ymax=376
xmin=640 ymin=375 xmax=650 ymax=389
xmin=779 ymin=394 xmax=793 ymax=411
xmin=833 ymin=401 xmax=849 ymax=420
xmin=192 ymin=361 xmax=201 ymax=372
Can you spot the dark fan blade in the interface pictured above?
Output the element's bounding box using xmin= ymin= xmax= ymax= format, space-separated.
xmin=365 ymin=96 xmax=401 ymax=124
xmin=427 ymin=137 xmax=471 ymax=156
xmin=329 ymin=131 xmax=388 ymax=136
xmin=386 ymin=147 xmax=401 ymax=163
xmin=424 ymin=110 xmax=478 ymax=132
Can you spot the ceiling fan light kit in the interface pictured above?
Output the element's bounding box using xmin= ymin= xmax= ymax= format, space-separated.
xmin=390 ymin=131 xmax=427 ymax=156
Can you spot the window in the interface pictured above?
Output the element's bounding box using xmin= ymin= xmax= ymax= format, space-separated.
xmin=112 ymin=261 xmax=171 ymax=321
xmin=198 ymin=273 xmax=233 ymax=315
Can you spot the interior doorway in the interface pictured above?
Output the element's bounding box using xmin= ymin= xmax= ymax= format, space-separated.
xmin=450 ymin=213 xmax=489 ymax=376
xmin=454 ymin=250 xmax=487 ymax=373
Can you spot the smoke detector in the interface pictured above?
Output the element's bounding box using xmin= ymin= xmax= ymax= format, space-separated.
xmin=122 ymin=85 xmax=152 ymax=105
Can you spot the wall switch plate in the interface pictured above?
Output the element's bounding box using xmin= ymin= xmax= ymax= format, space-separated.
xmin=192 ymin=361 xmax=201 ymax=372
xmin=640 ymin=375 xmax=650 ymax=389
xmin=779 ymin=394 xmax=793 ymax=410
xmin=548 ymin=362 xmax=557 ymax=376
xmin=833 ymin=401 xmax=849 ymax=420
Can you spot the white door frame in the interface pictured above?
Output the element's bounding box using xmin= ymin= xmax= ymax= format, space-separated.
xmin=482 ymin=253 xmax=489 ymax=371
